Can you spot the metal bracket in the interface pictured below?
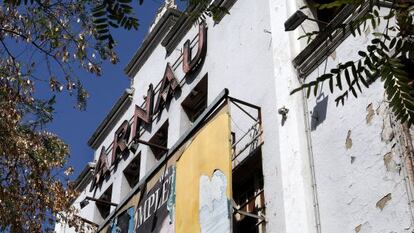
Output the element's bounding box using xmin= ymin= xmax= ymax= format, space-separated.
xmin=131 ymin=138 xmax=169 ymax=152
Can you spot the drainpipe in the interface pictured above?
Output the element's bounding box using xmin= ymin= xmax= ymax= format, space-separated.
xmin=401 ymin=123 xmax=414 ymax=224
xmin=299 ymin=79 xmax=322 ymax=233
xmin=283 ymin=0 xmax=322 ymax=231
xmin=394 ymin=121 xmax=414 ymax=224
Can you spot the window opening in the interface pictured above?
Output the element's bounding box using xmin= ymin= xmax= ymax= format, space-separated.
xmin=97 ymin=185 xmax=113 ymax=219
xmin=306 ymin=0 xmax=344 ymax=29
xmin=148 ymin=121 xmax=169 ymax=160
xmin=182 ymin=76 xmax=208 ymax=122
xmin=233 ymin=149 xmax=265 ymax=233
xmin=123 ymin=154 xmax=141 ymax=189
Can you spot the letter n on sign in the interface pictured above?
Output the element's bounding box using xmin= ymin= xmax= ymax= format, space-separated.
xmin=132 ymin=84 xmax=154 ymax=139
xmin=154 ymin=63 xmax=180 ymax=113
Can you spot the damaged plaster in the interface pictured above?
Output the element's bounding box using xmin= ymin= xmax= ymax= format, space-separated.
xmin=354 ymin=222 xmax=372 ymax=233
xmin=355 ymin=224 xmax=361 ymax=233
xmin=167 ymin=166 xmax=176 ymax=224
xmin=376 ymin=193 xmax=392 ymax=210
xmin=383 ymin=152 xmax=400 ymax=173
xmin=366 ymin=103 xmax=375 ymax=124
xmin=379 ymin=103 xmax=395 ymax=143
xmin=199 ymin=170 xmax=231 ymax=233
xmin=345 ymin=130 xmax=353 ymax=149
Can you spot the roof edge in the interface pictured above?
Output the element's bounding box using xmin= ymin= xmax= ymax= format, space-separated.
xmin=74 ymin=162 xmax=95 ymax=192
xmin=124 ymin=8 xmax=181 ymax=78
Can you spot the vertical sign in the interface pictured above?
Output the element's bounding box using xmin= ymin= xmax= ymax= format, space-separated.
xmin=175 ymin=105 xmax=232 ymax=233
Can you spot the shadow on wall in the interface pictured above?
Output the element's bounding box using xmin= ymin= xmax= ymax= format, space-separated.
xmin=311 ymin=94 xmax=328 ymax=131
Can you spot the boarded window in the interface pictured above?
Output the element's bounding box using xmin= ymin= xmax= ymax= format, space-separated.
xmin=233 ymin=149 xmax=265 ymax=233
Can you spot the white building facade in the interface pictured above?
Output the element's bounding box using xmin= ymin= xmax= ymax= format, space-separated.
xmin=56 ymin=1 xmax=414 ymax=233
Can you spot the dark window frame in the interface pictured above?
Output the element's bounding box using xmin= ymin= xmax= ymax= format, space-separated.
xmin=123 ymin=153 xmax=141 ymax=189
xmin=294 ymin=2 xmax=371 ymax=78
xmin=96 ymin=185 xmax=113 ymax=219
xmin=181 ymin=75 xmax=208 ymax=123
xmin=148 ymin=121 xmax=169 ymax=160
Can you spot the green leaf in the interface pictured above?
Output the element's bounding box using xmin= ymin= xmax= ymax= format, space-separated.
xmin=329 ymin=76 xmax=334 ymax=93
xmin=314 ymin=82 xmax=319 ymax=96
xmin=336 ymin=73 xmax=343 ymax=90
xmin=358 ymin=51 xmax=367 ymax=57
xmin=389 ymin=38 xmax=397 ymax=49
xmin=345 ymin=69 xmax=351 ymax=87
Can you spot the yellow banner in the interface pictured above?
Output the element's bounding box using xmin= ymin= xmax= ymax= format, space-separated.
xmin=175 ymin=105 xmax=232 ymax=233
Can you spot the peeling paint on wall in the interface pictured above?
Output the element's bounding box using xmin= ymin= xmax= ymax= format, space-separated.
xmin=199 ymin=170 xmax=231 ymax=233
xmin=345 ymin=130 xmax=353 ymax=149
xmin=354 ymin=222 xmax=372 ymax=233
xmin=355 ymin=224 xmax=361 ymax=233
xmin=167 ymin=166 xmax=176 ymax=224
xmin=383 ymin=152 xmax=399 ymax=173
xmin=379 ymin=104 xmax=394 ymax=143
xmin=366 ymin=103 xmax=375 ymax=124
xmin=175 ymin=107 xmax=232 ymax=233
xmin=376 ymin=193 xmax=392 ymax=210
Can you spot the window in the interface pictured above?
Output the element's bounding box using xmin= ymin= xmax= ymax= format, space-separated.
xmin=293 ymin=1 xmax=361 ymax=78
xmin=148 ymin=121 xmax=168 ymax=160
xmin=97 ymin=185 xmax=113 ymax=219
xmin=306 ymin=0 xmax=344 ymax=29
xmin=182 ymin=76 xmax=208 ymax=122
xmin=233 ymin=149 xmax=265 ymax=233
xmin=123 ymin=154 xmax=141 ymax=188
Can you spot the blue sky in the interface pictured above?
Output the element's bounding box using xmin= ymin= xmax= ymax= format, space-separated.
xmin=46 ymin=0 xmax=186 ymax=179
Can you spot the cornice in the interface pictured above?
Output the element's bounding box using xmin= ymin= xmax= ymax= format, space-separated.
xmin=87 ymin=88 xmax=134 ymax=149
xmin=124 ymin=8 xmax=181 ymax=78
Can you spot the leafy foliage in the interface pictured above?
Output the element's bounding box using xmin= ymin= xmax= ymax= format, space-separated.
xmin=291 ymin=0 xmax=414 ymax=125
xmin=0 ymin=0 xmax=221 ymax=230
xmin=0 ymin=0 xmax=144 ymax=231
xmin=186 ymin=0 xmax=229 ymax=23
xmin=92 ymin=0 xmax=139 ymax=49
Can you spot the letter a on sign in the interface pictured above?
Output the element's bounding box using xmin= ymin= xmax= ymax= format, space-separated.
xmin=93 ymin=146 xmax=109 ymax=187
xmin=154 ymin=63 xmax=180 ymax=113
xmin=132 ymin=84 xmax=154 ymax=139
xmin=183 ymin=21 xmax=207 ymax=75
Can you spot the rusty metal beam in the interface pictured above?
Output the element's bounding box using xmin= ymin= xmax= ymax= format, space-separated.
xmin=230 ymin=100 xmax=258 ymax=122
xmin=85 ymin=196 xmax=118 ymax=207
xmin=228 ymin=96 xmax=261 ymax=110
xmin=134 ymin=139 xmax=169 ymax=152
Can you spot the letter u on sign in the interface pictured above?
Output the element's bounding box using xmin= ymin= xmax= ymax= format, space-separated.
xmin=183 ymin=22 xmax=207 ymax=75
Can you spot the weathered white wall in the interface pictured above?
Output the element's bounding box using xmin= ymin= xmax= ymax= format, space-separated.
xmin=58 ymin=0 xmax=414 ymax=232
xmin=267 ymin=1 xmax=414 ymax=233
xmin=267 ymin=1 xmax=319 ymax=233
xmin=61 ymin=0 xmax=286 ymax=229
xmin=280 ymin=4 xmax=414 ymax=233
xmin=304 ymin=33 xmax=414 ymax=233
